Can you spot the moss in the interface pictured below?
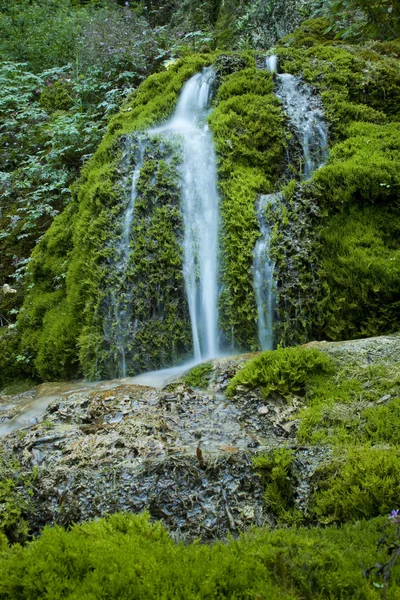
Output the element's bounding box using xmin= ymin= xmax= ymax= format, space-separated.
xmin=313 ymin=122 xmax=400 ymax=208
xmin=0 ymin=511 xmax=398 ymax=598
xmin=310 ymin=446 xmax=400 ymax=525
xmin=226 ymin=346 xmax=333 ymax=399
xmin=183 ymin=362 xmax=213 ymax=388
xmin=318 ymin=205 xmax=400 ymax=341
xmin=297 ymin=361 xmax=400 ymax=445
xmin=209 ymin=68 xmax=286 ymax=350
xmin=253 ymin=448 xmax=303 ymax=525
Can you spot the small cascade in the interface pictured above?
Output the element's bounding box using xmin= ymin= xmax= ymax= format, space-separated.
xmin=254 ymin=56 xmax=329 ymax=349
xmin=265 ymin=55 xmax=278 ymax=74
xmin=275 ymin=71 xmax=329 ymax=179
xmin=103 ymin=137 xmax=146 ymax=378
xmin=253 ymin=194 xmax=280 ymax=351
xmin=151 ymin=67 xmax=221 ymax=361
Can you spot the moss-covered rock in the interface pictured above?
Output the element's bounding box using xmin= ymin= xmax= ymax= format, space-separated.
xmin=209 ymin=66 xmax=286 ymax=350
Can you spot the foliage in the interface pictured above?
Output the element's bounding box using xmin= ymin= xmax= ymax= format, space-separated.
xmin=0 ymin=0 xmax=173 ymax=330
xmin=0 ymin=451 xmax=35 ymax=544
xmin=183 ymin=362 xmax=213 ymax=388
xmin=226 ymin=346 xmax=333 ymax=399
xmin=0 ymin=511 xmax=399 ymax=598
xmin=320 ymin=0 xmax=400 ymax=41
xmin=0 ymin=328 xmax=30 ymax=389
xmin=297 ymin=360 xmax=400 ymax=445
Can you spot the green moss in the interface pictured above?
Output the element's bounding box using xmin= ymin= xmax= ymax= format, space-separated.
xmin=226 ymin=346 xmax=333 ymax=399
xmin=183 ymin=362 xmax=213 ymax=388
xmin=313 ymin=122 xmax=400 ymax=208
xmin=310 ymin=446 xmax=400 ymax=525
xmin=318 ymin=205 xmax=400 ymax=341
xmin=209 ymin=68 xmax=286 ymax=350
xmin=253 ymin=448 xmax=303 ymax=524
xmin=0 ymin=511 xmax=398 ymax=598
xmin=297 ymin=361 xmax=400 ymax=445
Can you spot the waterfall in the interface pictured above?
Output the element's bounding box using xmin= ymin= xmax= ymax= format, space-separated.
xmin=104 ymin=138 xmax=146 ymax=378
xmin=275 ymin=72 xmax=329 ymax=179
xmin=253 ymin=194 xmax=280 ymax=351
xmin=265 ymin=55 xmax=278 ymax=74
xmin=151 ymin=67 xmax=221 ymax=361
xmin=254 ymin=56 xmax=329 ymax=350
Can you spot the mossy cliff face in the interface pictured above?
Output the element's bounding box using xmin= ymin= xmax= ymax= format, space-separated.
xmin=209 ymin=64 xmax=286 ymax=350
xmin=269 ymin=19 xmax=400 ymax=346
xmin=17 ymin=54 xmax=286 ymax=380
xmin=11 ymin=19 xmax=400 ymax=383
xmin=18 ymin=55 xmax=212 ymax=381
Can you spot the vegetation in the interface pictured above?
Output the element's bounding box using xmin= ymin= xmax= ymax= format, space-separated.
xmin=0 ymin=511 xmax=399 ymax=599
xmin=226 ymin=346 xmax=333 ymax=398
xmin=209 ymin=65 xmax=286 ymax=349
xmin=0 ymin=451 xmax=35 ymax=545
xmin=183 ymin=362 xmax=214 ymax=387
xmin=268 ymin=18 xmax=400 ymax=346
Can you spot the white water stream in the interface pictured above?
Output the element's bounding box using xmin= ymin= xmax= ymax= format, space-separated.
xmin=151 ymin=67 xmax=221 ymax=361
xmin=253 ymin=194 xmax=280 ymax=351
xmin=254 ymin=56 xmax=329 ymax=350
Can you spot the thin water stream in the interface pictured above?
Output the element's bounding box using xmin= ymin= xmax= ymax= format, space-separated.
xmin=254 ymin=56 xmax=329 ymax=349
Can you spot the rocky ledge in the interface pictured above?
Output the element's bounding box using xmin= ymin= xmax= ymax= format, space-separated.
xmin=0 ymin=334 xmax=399 ymax=540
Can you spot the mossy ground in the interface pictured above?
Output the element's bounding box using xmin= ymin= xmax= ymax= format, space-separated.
xmin=230 ymin=340 xmax=400 ymax=539
xmin=0 ymin=511 xmax=399 ymax=599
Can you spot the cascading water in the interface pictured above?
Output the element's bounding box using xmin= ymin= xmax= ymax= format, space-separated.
xmin=253 ymin=194 xmax=280 ymax=351
xmin=151 ymin=67 xmax=221 ymax=361
xmin=103 ymin=138 xmax=146 ymax=378
xmin=254 ymin=56 xmax=329 ymax=349
xmin=275 ymin=74 xmax=329 ymax=179
xmin=103 ymin=67 xmax=221 ymax=380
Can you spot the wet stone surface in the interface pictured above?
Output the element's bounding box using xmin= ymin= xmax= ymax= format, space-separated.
xmin=0 ymin=359 xmax=291 ymax=540
xmin=3 ymin=336 xmax=397 ymax=540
